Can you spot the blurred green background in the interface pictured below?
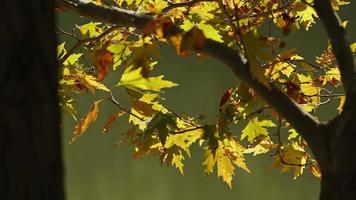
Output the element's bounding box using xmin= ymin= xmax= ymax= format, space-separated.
xmin=58 ymin=3 xmax=356 ymax=200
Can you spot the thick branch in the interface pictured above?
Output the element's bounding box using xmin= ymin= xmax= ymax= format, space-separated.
xmin=59 ymin=0 xmax=151 ymax=29
xmin=60 ymin=0 xmax=326 ymax=164
xmin=314 ymin=0 xmax=356 ymax=94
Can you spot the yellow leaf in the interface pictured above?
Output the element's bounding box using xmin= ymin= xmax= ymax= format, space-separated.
xmin=161 ymin=146 xmax=185 ymax=174
xmin=350 ymin=42 xmax=356 ymax=53
xmin=323 ymin=67 xmax=341 ymax=85
xmin=216 ymin=138 xmax=250 ymax=188
xmin=63 ymin=53 xmax=82 ymax=65
xmin=79 ymin=22 xmax=102 ymax=37
xmin=118 ymin=66 xmax=178 ymax=92
xmin=164 ymin=128 xmax=203 ymax=157
xmin=216 ymin=141 xmax=235 ymax=188
xmin=72 ymin=71 xmax=110 ymax=93
xmin=71 ymin=100 xmax=102 ymax=143
xmin=203 ymin=147 xmax=215 ymax=175
xmin=295 ymin=3 xmax=318 ymax=30
xmin=337 ymin=96 xmax=346 ymax=113
xmin=241 ymin=117 xmax=276 ymax=142
xmin=310 ymin=164 xmax=321 ymax=178
xmin=271 ymin=143 xmax=308 ymax=179
xmin=198 ymin=23 xmax=223 ymax=43
xmin=244 ymin=136 xmax=277 ymax=156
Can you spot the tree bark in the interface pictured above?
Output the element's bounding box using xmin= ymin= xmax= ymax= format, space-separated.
xmin=0 ymin=1 xmax=64 ymax=200
xmin=319 ymin=88 xmax=356 ymax=200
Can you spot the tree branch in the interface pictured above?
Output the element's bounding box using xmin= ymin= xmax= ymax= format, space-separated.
xmin=314 ymin=0 xmax=356 ymax=94
xmin=59 ymin=0 xmax=326 ymax=164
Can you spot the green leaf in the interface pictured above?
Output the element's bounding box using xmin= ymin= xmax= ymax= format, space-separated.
xmin=241 ymin=117 xmax=276 ymax=142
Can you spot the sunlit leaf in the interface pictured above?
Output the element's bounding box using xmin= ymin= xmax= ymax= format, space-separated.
xmin=71 ymin=100 xmax=102 ymax=143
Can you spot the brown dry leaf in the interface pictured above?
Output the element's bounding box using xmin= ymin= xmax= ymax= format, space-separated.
xmin=92 ymin=49 xmax=113 ymax=81
xmin=102 ymin=111 xmax=126 ymax=134
xmin=71 ymin=100 xmax=102 ymax=143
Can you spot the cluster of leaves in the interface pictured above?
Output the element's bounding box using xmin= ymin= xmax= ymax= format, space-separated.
xmin=57 ymin=0 xmax=355 ymax=187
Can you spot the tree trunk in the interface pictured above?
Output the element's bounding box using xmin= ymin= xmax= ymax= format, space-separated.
xmin=319 ymin=92 xmax=356 ymax=200
xmin=0 ymin=1 xmax=64 ymax=200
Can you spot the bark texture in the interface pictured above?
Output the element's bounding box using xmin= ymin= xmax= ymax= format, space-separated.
xmin=0 ymin=1 xmax=64 ymax=200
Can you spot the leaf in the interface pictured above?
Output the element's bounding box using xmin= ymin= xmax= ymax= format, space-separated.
xmin=92 ymin=48 xmax=113 ymax=81
xmin=244 ymin=136 xmax=277 ymax=156
xmin=144 ymin=112 xmax=178 ymax=145
xmin=102 ymin=111 xmax=126 ymax=133
xmin=351 ymin=42 xmax=356 ymax=53
xmin=71 ymin=100 xmax=102 ymax=143
xmin=337 ymin=96 xmax=346 ymax=113
xmin=63 ymin=53 xmax=82 ymax=65
xmin=295 ymin=3 xmax=318 ymax=30
xmin=271 ymin=143 xmax=308 ymax=179
xmin=57 ymin=42 xmax=66 ymax=58
xmin=79 ymin=22 xmax=102 ymax=37
xmin=216 ymin=138 xmax=250 ymax=188
xmin=68 ymin=70 xmax=110 ymax=93
xmin=198 ymin=23 xmax=223 ymax=43
xmin=203 ymin=147 xmax=215 ymax=175
xmin=118 ymin=66 xmax=177 ymax=92
xmin=242 ymin=33 xmax=271 ymax=89
xmin=160 ymin=146 xmax=185 ymax=174
xmin=164 ymin=127 xmax=203 ymax=157
xmin=241 ymin=117 xmax=276 ymax=142
xmin=310 ymin=164 xmax=321 ymax=178
xmin=180 ymin=27 xmax=206 ymax=55
xmin=323 ymin=68 xmax=341 ymax=85
xmin=216 ymin=141 xmax=235 ymax=188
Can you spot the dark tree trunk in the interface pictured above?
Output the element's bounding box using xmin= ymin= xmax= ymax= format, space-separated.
xmin=0 ymin=1 xmax=64 ymax=200
xmin=319 ymin=89 xmax=356 ymax=200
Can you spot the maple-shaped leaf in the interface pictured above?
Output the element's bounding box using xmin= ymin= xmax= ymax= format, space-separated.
xmin=216 ymin=138 xmax=250 ymax=188
xmin=160 ymin=146 xmax=185 ymax=174
xmin=164 ymin=127 xmax=203 ymax=157
xmin=144 ymin=112 xmax=178 ymax=145
xmin=242 ymin=33 xmax=272 ymax=89
xmin=294 ymin=2 xmax=318 ymax=30
xmin=244 ymin=135 xmax=277 ymax=156
xmin=108 ymin=43 xmax=132 ymax=70
xmin=71 ymin=100 xmax=102 ymax=143
xmin=271 ymin=143 xmax=308 ymax=179
xmin=216 ymin=141 xmax=235 ymax=188
xmin=132 ymin=135 xmax=162 ymax=159
xmin=79 ymin=22 xmax=102 ymax=37
xmin=102 ymin=111 xmax=126 ymax=133
xmin=118 ymin=66 xmax=178 ymax=92
xmin=203 ymin=146 xmax=215 ymax=175
xmin=323 ymin=68 xmax=341 ymax=85
xmin=128 ymin=93 xmax=164 ymax=129
xmin=241 ymin=117 xmax=276 ymax=142
xmin=198 ymin=23 xmax=223 ymax=43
